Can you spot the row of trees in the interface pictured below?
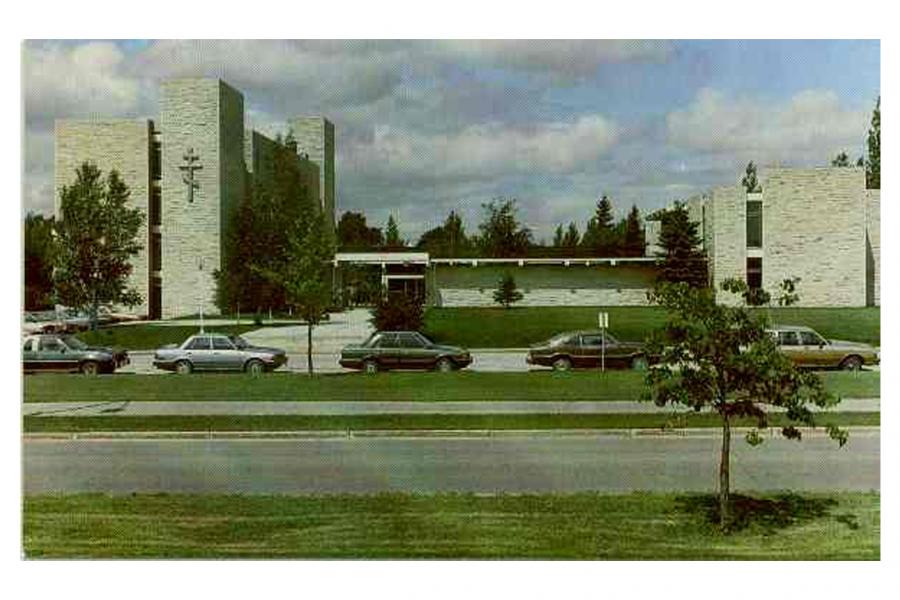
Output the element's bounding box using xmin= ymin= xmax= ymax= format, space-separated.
xmin=338 ymin=196 xmax=646 ymax=259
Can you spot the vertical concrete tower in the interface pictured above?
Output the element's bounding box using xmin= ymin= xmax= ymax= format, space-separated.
xmin=289 ymin=116 xmax=335 ymax=234
xmin=54 ymin=119 xmax=155 ymax=317
xmin=160 ymin=79 xmax=245 ymax=318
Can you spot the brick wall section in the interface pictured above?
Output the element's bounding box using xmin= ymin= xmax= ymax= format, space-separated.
xmin=865 ymin=189 xmax=880 ymax=306
xmin=762 ymin=168 xmax=866 ymax=307
xmin=54 ymin=119 xmax=152 ymax=316
xmin=160 ymin=79 xmax=244 ymax=318
xmin=709 ymin=185 xmax=746 ymax=305
xmin=290 ymin=116 xmax=335 ymax=234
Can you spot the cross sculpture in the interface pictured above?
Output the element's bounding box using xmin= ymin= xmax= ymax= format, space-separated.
xmin=179 ymin=148 xmax=202 ymax=203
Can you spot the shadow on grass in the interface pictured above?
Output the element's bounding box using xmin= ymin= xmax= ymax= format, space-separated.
xmin=675 ymin=493 xmax=841 ymax=534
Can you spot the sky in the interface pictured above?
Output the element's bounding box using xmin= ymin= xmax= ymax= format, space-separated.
xmin=22 ymin=39 xmax=880 ymax=242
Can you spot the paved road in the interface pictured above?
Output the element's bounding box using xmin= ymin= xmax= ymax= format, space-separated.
xmin=22 ymin=398 xmax=880 ymax=417
xmin=22 ymin=430 xmax=879 ymax=494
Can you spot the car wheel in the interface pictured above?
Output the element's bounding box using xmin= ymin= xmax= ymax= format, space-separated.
xmin=363 ymin=359 xmax=379 ymax=374
xmin=840 ymin=355 xmax=863 ymax=371
xmin=435 ymin=357 xmax=455 ymax=373
xmin=80 ymin=361 xmax=99 ymax=376
xmin=552 ymin=356 xmax=572 ymax=372
xmin=245 ymin=359 xmax=265 ymax=376
xmin=631 ymin=355 xmax=649 ymax=371
xmin=175 ymin=360 xmax=193 ymax=375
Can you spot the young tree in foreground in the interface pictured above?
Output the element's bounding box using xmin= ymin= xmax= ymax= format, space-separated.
xmin=493 ymin=272 xmax=524 ymax=309
xmin=643 ymin=279 xmax=848 ymax=530
xmin=271 ymin=213 xmax=334 ymax=374
xmin=53 ymin=163 xmax=144 ymax=329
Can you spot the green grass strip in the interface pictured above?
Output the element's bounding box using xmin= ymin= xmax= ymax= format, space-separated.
xmin=23 ymin=370 xmax=879 ymax=404
xmin=23 ymin=412 xmax=879 ymax=433
xmin=23 ymin=491 xmax=880 ymax=559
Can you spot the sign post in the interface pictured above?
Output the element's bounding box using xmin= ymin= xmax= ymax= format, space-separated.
xmin=598 ymin=311 xmax=609 ymax=373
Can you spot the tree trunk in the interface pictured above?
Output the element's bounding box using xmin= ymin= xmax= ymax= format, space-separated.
xmin=719 ymin=413 xmax=731 ymax=530
xmin=307 ymin=322 xmax=313 ymax=375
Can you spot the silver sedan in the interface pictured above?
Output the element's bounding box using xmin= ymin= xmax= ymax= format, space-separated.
xmin=153 ymin=333 xmax=288 ymax=374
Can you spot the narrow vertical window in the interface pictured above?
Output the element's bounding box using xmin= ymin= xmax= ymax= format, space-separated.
xmin=747 ymin=257 xmax=762 ymax=290
xmin=746 ymin=200 xmax=762 ymax=248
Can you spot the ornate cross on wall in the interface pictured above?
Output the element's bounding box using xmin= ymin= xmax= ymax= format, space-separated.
xmin=179 ymin=148 xmax=202 ymax=203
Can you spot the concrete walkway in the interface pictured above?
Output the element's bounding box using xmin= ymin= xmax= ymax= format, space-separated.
xmin=23 ymin=398 xmax=879 ymax=417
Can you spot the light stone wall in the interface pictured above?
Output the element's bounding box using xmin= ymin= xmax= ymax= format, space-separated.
xmin=644 ymin=219 xmax=661 ymax=256
xmin=709 ymin=186 xmax=746 ymax=305
xmin=761 ymin=168 xmax=866 ymax=307
xmin=160 ymin=79 xmax=245 ymax=318
xmin=54 ymin=119 xmax=152 ymax=316
xmin=438 ymin=288 xmax=651 ymax=307
xmin=290 ymin=116 xmax=335 ymax=234
xmin=245 ymin=128 xmax=320 ymax=215
xmin=865 ymin=189 xmax=880 ymax=306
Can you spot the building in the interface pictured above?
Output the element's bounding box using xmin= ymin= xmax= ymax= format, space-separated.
xmin=290 ymin=116 xmax=335 ymax=237
xmin=54 ymin=78 xmax=332 ymax=318
xmin=648 ymin=166 xmax=880 ymax=307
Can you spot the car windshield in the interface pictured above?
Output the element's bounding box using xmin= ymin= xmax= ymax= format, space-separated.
xmin=60 ymin=335 xmax=87 ymax=349
xmin=548 ymin=334 xmax=573 ymax=347
xmin=228 ymin=335 xmax=249 ymax=349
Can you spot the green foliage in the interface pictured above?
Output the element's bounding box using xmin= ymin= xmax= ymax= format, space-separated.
xmin=831 ymin=152 xmax=851 ymax=167
xmin=371 ymin=292 xmax=425 ymax=331
xmin=866 ymin=96 xmax=880 ymax=189
xmin=643 ymin=278 xmax=847 ymax=529
xmin=655 ymin=201 xmax=708 ymax=287
xmin=417 ymin=210 xmax=472 ymax=257
xmin=561 ymin=222 xmax=580 ymax=248
xmin=741 ymin=161 xmax=761 ymax=193
xmin=384 ymin=214 xmax=404 ymax=248
xmin=53 ymin=163 xmax=144 ymax=327
xmin=337 ymin=211 xmax=384 ymax=251
xmin=477 ymin=198 xmax=532 ymax=258
xmin=24 ymin=213 xmax=56 ymax=310
xmin=581 ymin=194 xmax=619 ymax=256
xmin=622 ymin=204 xmax=645 ymax=257
xmin=492 ymin=272 xmax=524 ymax=309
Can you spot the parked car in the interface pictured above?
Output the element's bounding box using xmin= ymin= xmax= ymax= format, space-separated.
xmin=767 ymin=325 xmax=879 ymax=370
xmin=22 ymin=333 xmax=129 ymax=375
xmin=527 ymin=330 xmax=652 ymax=371
xmin=340 ymin=331 xmax=472 ymax=373
xmin=153 ymin=333 xmax=288 ymax=374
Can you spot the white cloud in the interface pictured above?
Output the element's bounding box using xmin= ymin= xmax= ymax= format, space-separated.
xmin=666 ymin=88 xmax=869 ymax=163
xmin=344 ymin=114 xmax=618 ymax=181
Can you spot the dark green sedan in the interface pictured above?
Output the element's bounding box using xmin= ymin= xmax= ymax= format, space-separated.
xmin=340 ymin=331 xmax=472 ymax=373
xmin=22 ymin=333 xmax=129 ymax=375
xmin=527 ymin=330 xmax=651 ymax=371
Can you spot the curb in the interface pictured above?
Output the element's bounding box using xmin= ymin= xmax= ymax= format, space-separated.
xmin=23 ymin=425 xmax=880 ymax=441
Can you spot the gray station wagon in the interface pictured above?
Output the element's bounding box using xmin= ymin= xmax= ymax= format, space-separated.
xmin=153 ymin=333 xmax=288 ymax=374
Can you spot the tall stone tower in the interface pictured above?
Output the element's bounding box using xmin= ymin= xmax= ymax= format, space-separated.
xmin=289 ymin=116 xmax=335 ymax=234
xmin=159 ymin=79 xmax=245 ymax=318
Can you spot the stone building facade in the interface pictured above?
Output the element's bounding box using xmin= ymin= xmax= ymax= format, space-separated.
xmin=646 ymin=167 xmax=880 ymax=307
xmin=55 ymin=78 xmax=333 ymax=318
xmin=290 ymin=116 xmax=335 ymax=236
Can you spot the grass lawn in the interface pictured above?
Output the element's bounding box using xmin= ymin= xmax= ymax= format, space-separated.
xmin=22 ymin=411 xmax=879 ymax=434
xmin=22 ymin=371 xmax=880 ymax=403
xmin=423 ymin=306 xmax=881 ymax=348
xmin=78 ymin=325 xmax=267 ymax=350
xmin=23 ymin=492 xmax=879 ymax=559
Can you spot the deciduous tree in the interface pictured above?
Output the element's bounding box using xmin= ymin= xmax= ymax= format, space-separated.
xmin=643 ymin=278 xmax=847 ymax=530
xmin=53 ymin=163 xmax=143 ymax=329
xmin=24 ymin=213 xmax=55 ymax=310
xmin=477 ymin=198 xmax=532 ymax=258
xmin=741 ymin=161 xmax=761 ymax=193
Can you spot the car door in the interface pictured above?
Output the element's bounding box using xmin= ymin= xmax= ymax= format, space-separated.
xmin=372 ymin=333 xmax=398 ymax=368
xmin=776 ymin=330 xmax=804 ymax=366
xmin=39 ymin=335 xmax=76 ymax=372
xmin=184 ymin=336 xmax=213 ymax=370
xmin=23 ymin=338 xmax=39 ymax=372
xmin=397 ymin=332 xmax=432 ymax=369
xmin=797 ymin=330 xmax=832 ymax=368
xmin=211 ymin=335 xmax=243 ymax=370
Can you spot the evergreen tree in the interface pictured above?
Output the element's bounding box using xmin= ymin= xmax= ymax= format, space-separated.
xmin=53 ymin=163 xmax=144 ymax=328
xmin=385 ymin=214 xmax=403 ymax=248
xmin=623 ymin=204 xmax=645 ymax=257
xmin=741 ymin=161 xmax=761 ymax=193
xmin=417 ymin=210 xmax=470 ymax=257
xmin=655 ymin=201 xmax=708 ymax=287
xmin=477 ymin=198 xmax=532 ymax=258
xmin=552 ymin=224 xmax=564 ymax=247
xmin=831 ymin=151 xmax=851 ymax=167
xmin=867 ymin=96 xmax=880 ymax=189
xmin=582 ymin=194 xmax=618 ymax=255
xmin=493 ymin=272 xmax=524 ymax=309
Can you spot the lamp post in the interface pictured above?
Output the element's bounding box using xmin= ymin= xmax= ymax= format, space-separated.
xmin=198 ymin=256 xmax=204 ymax=333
